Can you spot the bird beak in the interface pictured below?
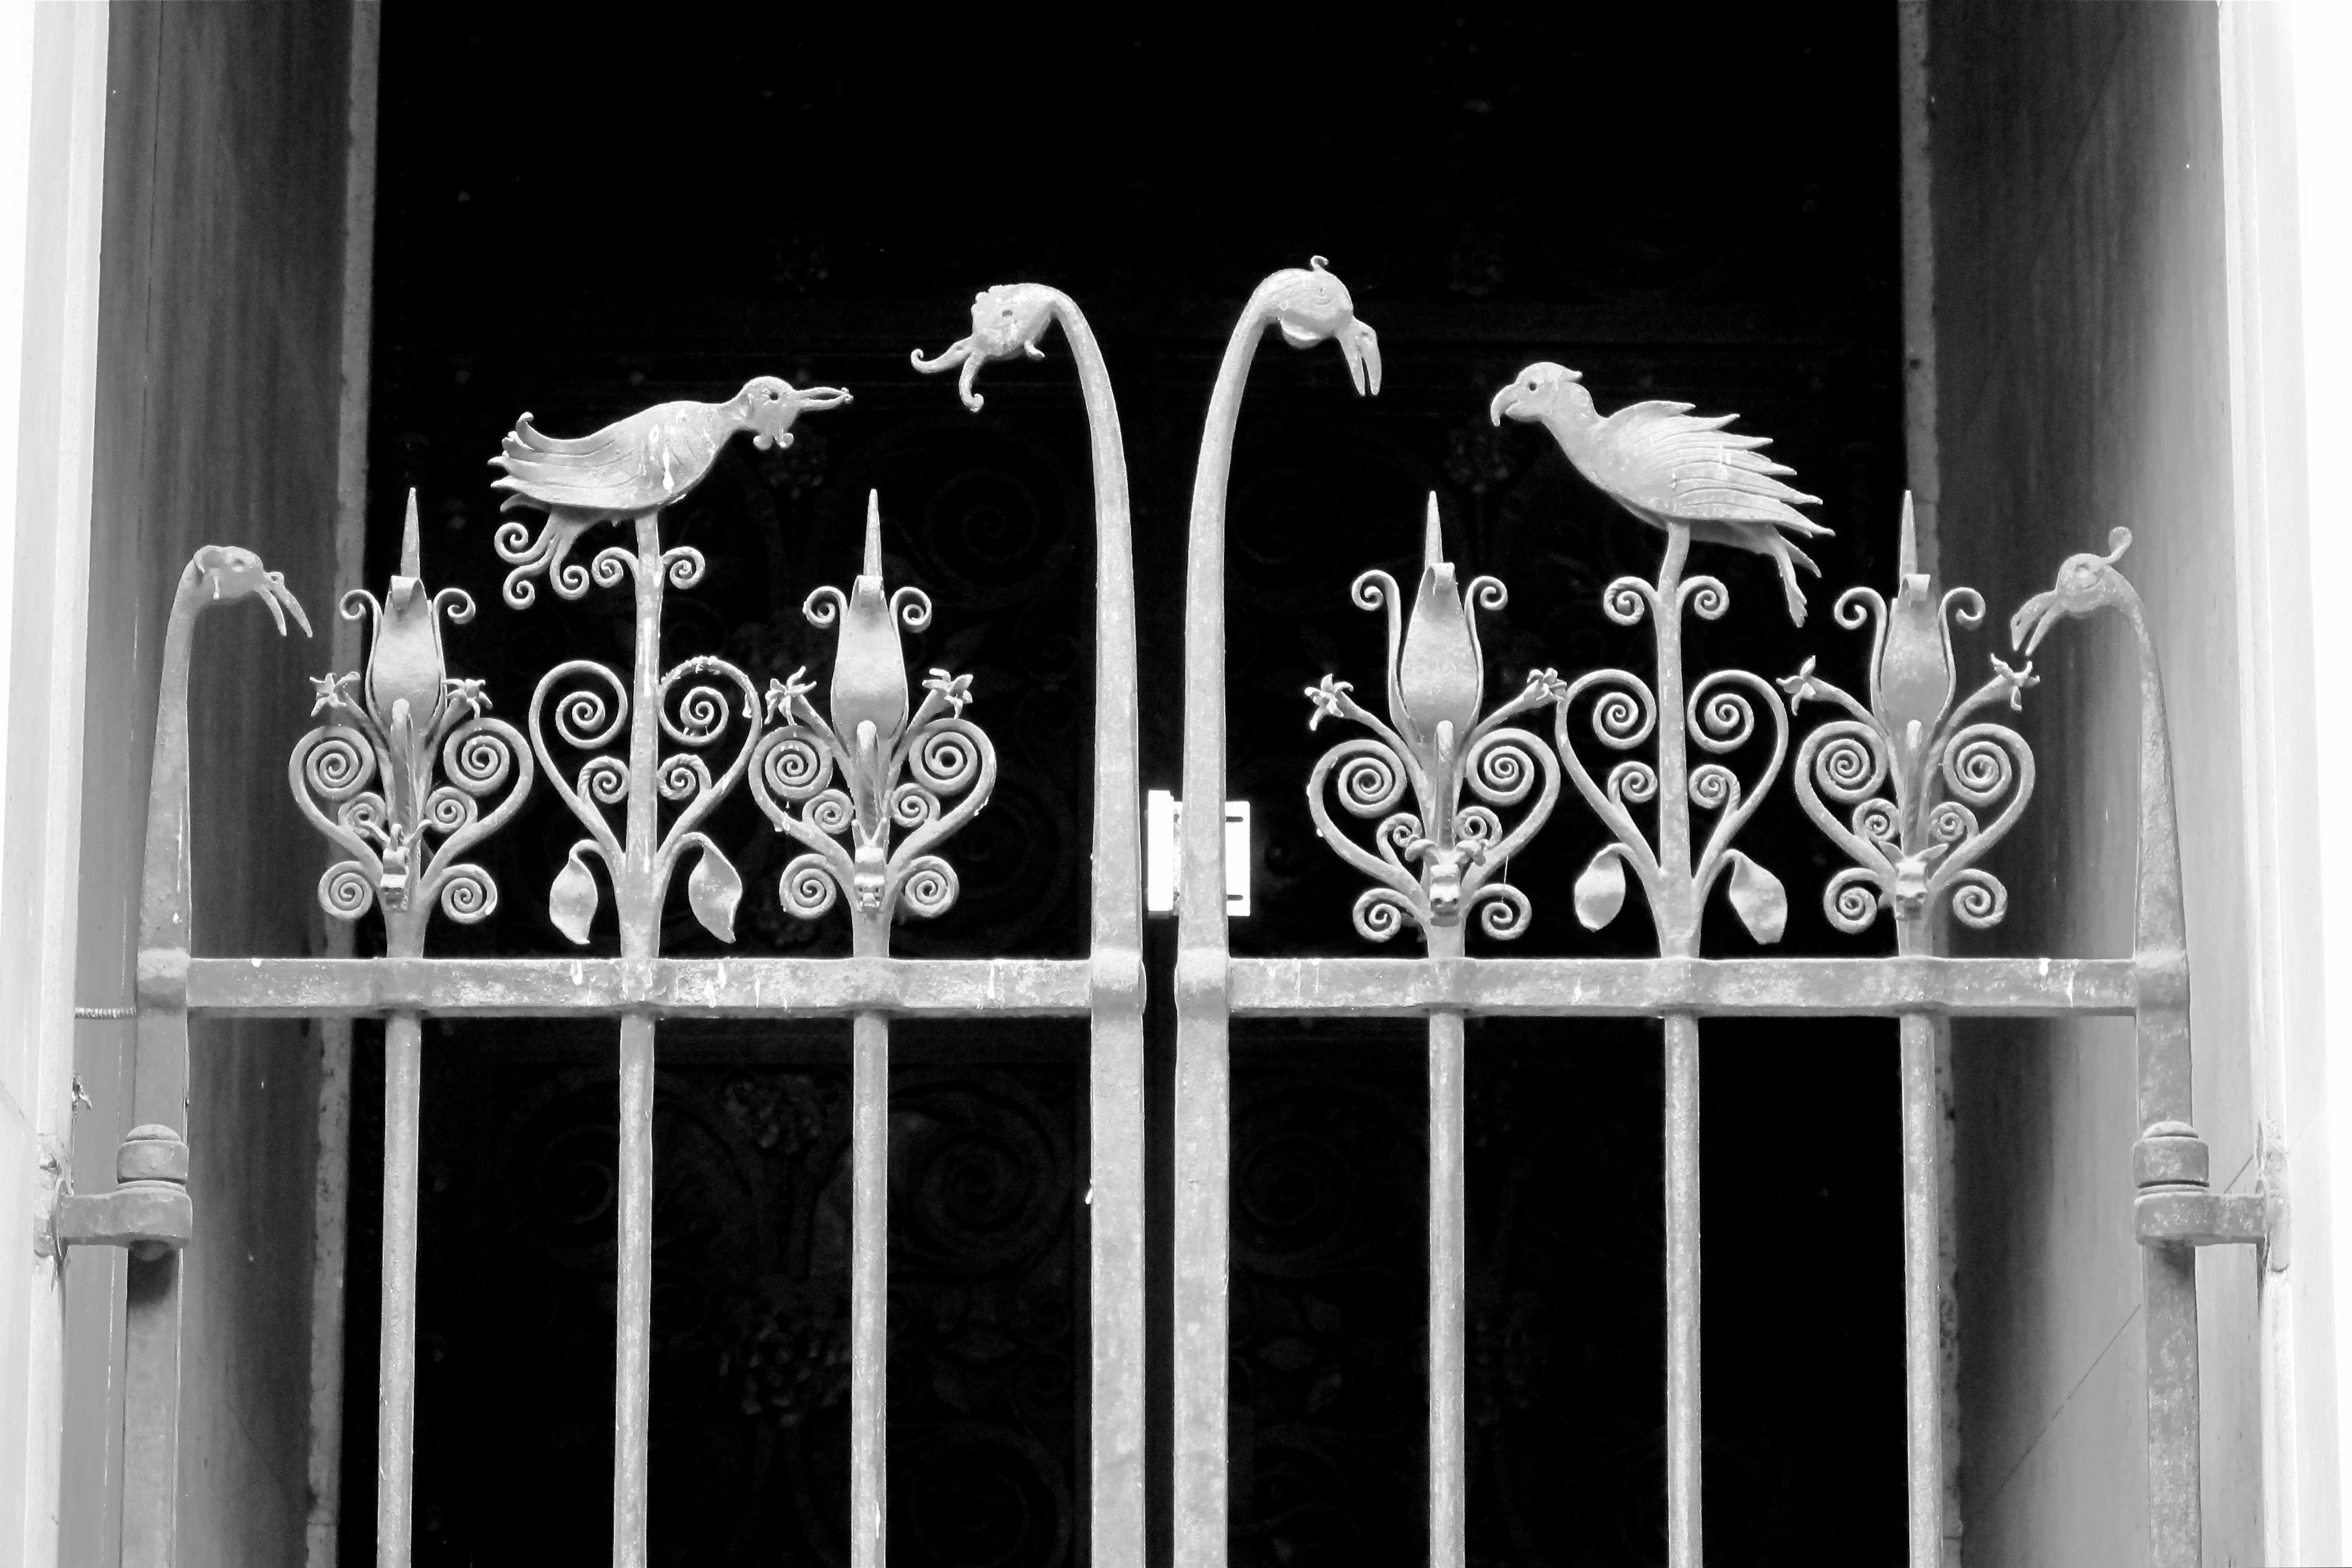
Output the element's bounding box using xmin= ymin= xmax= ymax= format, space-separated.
xmin=1340 ymin=320 xmax=1382 ymax=397
xmin=2008 ymin=590 xmax=2061 ymax=655
xmin=799 ymin=386 xmax=853 ymax=411
xmin=267 ymin=571 xmax=312 ymax=638
xmin=1488 ymin=385 xmax=1521 ymax=427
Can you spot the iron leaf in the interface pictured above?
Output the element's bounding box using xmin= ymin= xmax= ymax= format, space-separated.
xmin=688 ymin=842 xmax=744 ymax=943
xmin=549 ymin=843 xmax=599 ymax=945
xmin=1725 ymin=851 xmax=1788 ymax=945
xmin=1573 ymin=849 xmax=1627 ymax=931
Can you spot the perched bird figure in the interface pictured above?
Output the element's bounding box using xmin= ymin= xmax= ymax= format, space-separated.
xmin=1490 ymin=364 xmax=1829 ymax=623
xmin=489 ymin=375 xmax=850 ymax=604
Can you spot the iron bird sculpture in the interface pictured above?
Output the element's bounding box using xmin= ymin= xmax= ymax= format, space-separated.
xmin=490 ymin=375 xmax=851 ymax=607
xmin=1490 ymin=363 xmax=1829 ymax=625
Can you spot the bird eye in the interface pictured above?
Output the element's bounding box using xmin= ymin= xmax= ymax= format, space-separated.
xmin=767 ymin=390 xmax=779 ymax=401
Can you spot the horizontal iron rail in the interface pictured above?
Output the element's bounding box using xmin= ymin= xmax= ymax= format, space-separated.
xmin=1231 ymin=955 xmax=2165 ymax=1017
xmin=145 ymin=951 xmax=2174 ymax=1019
xmin=154 ymin=955 xmax=1098 ymax=1016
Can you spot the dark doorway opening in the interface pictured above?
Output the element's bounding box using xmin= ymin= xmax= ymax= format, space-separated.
xmin=347 ymin=10 xmax=1908 ymax=1567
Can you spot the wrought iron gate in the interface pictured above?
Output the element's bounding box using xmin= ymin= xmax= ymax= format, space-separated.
xmin=54 ymin=262 xmax=2270 ymax=1568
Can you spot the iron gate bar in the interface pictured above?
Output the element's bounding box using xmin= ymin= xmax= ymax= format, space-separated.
xmin=290 ymin=491 xmax=538 ymax=1568
xmin=1777 ymin=493 xmax=2042 ymax=1568
xmin=913 ymin=284 xmax=1149 ymax=1568
xmin=1175 ymin=259 xmax=1380 ymax=1568
xmin=114 ymin=548 xmax=310 ymax=1568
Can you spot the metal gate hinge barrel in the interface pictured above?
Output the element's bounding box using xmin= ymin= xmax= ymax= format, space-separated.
xmin=2134 ymin=1122 xmax=2269 ymax=1249
xmin=49 ymin=1125 xmax=192 ymax=1260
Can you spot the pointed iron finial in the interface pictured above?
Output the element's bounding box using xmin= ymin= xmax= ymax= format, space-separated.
xmin=1423 ymin=492 xmax=1445 ymax=569
xmin=401 ymin=488 xmax=423 ymax=580
xmin=862 ymin=490 xmax=884 ymax=580
xmin=1897 ymin=490 xmax=1918 ymax=582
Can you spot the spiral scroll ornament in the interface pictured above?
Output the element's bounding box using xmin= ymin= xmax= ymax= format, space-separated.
xmin=747 ymin=496 xmax=995 ymax=943
xmin=1303 ymin=497 xmax=1560 ymax=947
xmin=526 ymin=652 xmax=762 ymax=946
xmin=751 ymin=664 xmax=996 ymax=936
xmin=1777 ymin=495 xmax=2040 ymax=941
xmin=1549 ymin=560 xmax=1792 ymax=950
xmin=288 ymin=496 xmax=534 ymax=957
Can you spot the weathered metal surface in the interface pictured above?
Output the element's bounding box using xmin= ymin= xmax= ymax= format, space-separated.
xmin=292 ymin=492 xmax=532 ymax=949
xmin=488 ymin=373 xmax=856 ymax=1568
xmin=2010 ymin=529 xmax=2264 ymax=1568
xmin=286 ymin=492 xmax=533 ymax=1568
xmin=1779 ymin=494 xmax=2036 ymax=1568
xmin=1491 ymin=360 xmax=1829 ymax=624
xmin=166 ymin=952 xmax=2157 ymax=1019
xmin=50 ymin=1123 xmax=193 ymax=1252
xmin=375 ymin=1013 xmax=423 ymax=1568
xmin=169 ymin=956 xmax=1095 ymax=1015
xmin=749 ymin=488 xmax=998 ymax=1568
xmin=1303 ymin=494 xmax=1560 ymax=943
xmin=1494 ymin=369 xmax=1805 ymax=1568
xmin=117 ymin=547 xmax=309 ymax=1568
xmin=114 ymin=277 xmax=2264 ymax=1568
xmin=1228 ymin=956 xmax=2152 ymax=1017
xmin=916 ymin=281 xmax=1149 ymax=1568
xmin=1177 ymin=258 xmax=1379 ymax=1568
xmin=748 ymin=492 xmax=994 ymax=938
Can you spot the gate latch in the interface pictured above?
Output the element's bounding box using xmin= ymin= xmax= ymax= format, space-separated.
xmin=1145 ymin=791 xmax=1252 ymax=916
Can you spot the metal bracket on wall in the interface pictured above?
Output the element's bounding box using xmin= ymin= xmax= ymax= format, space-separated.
xmin=2133 ymin=1119 xmax=2275 ymax=1254
xmin=45 ymin=1124 xmax=193 ymax=1260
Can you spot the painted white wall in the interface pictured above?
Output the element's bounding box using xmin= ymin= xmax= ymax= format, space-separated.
xmin=2279 ymin=1 xmax=2352 ymax=1559
xmin=0 ymin=6 xmax=109 ymax=1568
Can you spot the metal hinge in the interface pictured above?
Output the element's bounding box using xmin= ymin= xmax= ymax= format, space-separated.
xmin=2133 ymin=1121 xmax=2282 ymax=1265
xmin=42 ymin=1125 xmax=192 ymax=1261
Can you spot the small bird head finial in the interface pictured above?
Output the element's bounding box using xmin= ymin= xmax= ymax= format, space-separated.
xmin=1262 ymin=256 xmax=1382 ymax=396
xmin=2009 ymin=527 xmax=2136 ymax=654
xmin=1488 ymin=363 xmax=1590 ymax=427
xmin=190 ymin=544 xmax=313 ymax=639
xmin=736 ymin=376 xmax=853 ymax=452
xmin=910 ymin=283 xmax=1060 ymax=411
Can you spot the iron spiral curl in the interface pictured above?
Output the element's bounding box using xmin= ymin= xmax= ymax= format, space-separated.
xmin=303 ymin=729 xmax=376 ymax=799
xmin=1824 ymin=865 xmax=1884 ymax=934
xmin=320 ymin=861 xmax=376 ymax=920
xmin=436 ymin=863 xmax=499 ymax=923
xmin=897 ymin=856 xmax=960 ymax=919
xmin=780 ymin=852 xmax=841 ymax=919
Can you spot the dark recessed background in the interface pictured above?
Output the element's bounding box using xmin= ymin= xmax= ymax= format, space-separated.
xmin=342 ymin=8 xmax=1910 ymax=1567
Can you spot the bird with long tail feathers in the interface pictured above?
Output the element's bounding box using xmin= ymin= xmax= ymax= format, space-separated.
xmin=1490 ymin=364 xmax=1829 ymax=624
xmin=488 ymin=375 xmax=850 ymax=606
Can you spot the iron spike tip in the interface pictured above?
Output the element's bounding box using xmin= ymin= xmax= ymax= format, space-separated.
xmin=1423 ymin=493 xmax=1443 ymax=569
xmin=401 ymin=488 xmax=422 ymax=580
xmin=1897 ymin=490 xmax=1917 ymax=581
xmin=863 ymin=490 xmax=883 ymax=579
